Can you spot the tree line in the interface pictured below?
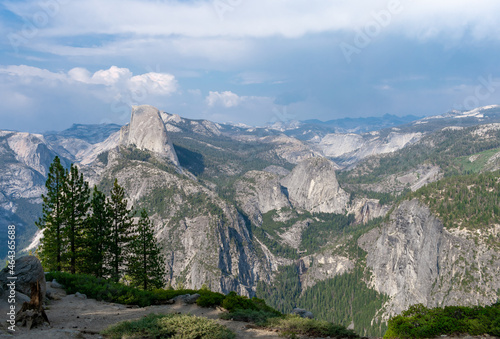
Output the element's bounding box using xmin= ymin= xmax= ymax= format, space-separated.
xmin=36 ymin=156 xmax=165 ymax=290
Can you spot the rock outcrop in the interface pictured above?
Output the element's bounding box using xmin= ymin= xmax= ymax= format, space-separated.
xmin=0 ymin=256 xmax=46 ymax=298
xmin=234 ymin=171 xmax=291 ymax=226
xmin=316 ymin=131 xmax=423 ymax=166
xmin=120 ymin=105 xmax=179 ymax=166
xmin=359 ymin=199 xmax=500 ymax=319
xmin=281 ymin=157 xmax=349 ymax=213
xmin=97 ymin=149 xmax=270 ymax=296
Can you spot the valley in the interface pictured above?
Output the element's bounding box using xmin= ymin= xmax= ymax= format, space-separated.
xmin=1 ymin=104 xmax=500 ymax=336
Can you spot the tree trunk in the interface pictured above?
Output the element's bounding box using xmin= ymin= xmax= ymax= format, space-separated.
xmin=16 ymin=281 xmax=50 ymax=329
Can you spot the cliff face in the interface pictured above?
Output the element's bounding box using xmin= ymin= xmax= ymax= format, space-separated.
xmin=234 ymin=170 xmax=291 ymax=226
xmin=359 ymin=199 xmax=500 ymax=319
xmin=0 ymin=131 xmax=71 ymax=259
xmin=120 ymin=105 xmax=179 ymax=166
xmin=280 ymin=157 xmax=349 ymax=214
xmin=100 ymin=150 xmax=270 ymax=295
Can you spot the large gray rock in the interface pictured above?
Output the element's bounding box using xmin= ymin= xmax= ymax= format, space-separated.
xmin=0 ymin=256 xmax=46 ymax=298
xmin=120 ymin=105 xmax=179 ymax=166
xmin=281 ymin=157 xmax=349 ymax=213
xmin=359 ymin=199 xmax=500 ymax=319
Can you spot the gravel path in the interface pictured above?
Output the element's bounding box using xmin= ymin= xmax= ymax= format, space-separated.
xmin=0 ymin=283 xmax=282 ymax=339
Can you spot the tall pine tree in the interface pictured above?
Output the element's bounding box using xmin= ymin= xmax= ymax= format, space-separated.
xmin=81 ymin=186 xmax=111 ymax=278
xmin=108 ymin=179 xmax=133 ymax=283
xmin=36 ymin=156 xmax=66 ymax=271
xmin=129 ymin=209 xmax=166 ymax=290
xmin=63 ymin=164 xmax=90 ymax=274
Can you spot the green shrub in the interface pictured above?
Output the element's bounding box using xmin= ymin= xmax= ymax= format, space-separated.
xmin=221 ymin=291 xmax=257 ymax=311
xmin=220 ymin=309 xmax=280 ymax=325
xmin=196 ymin=290 xmax=225 ymax=307
xmin=265 ymin=314 xmax=358 ymax=338
xmin=46 ymin=271 xmax=155 ymax=307
xmin=384 ymin=303 xmax=500 ymax=338
xmin=102 ymin=313 xmax=235 ymax=339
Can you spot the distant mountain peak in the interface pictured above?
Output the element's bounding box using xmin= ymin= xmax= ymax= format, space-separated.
xmin=119 ymin=105 xmax=180 ymax=166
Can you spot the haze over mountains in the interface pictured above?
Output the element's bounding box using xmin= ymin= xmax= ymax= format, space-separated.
xmin=1 ymin=104 xmax=500 ymax=336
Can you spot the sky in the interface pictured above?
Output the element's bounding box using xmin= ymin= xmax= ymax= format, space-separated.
xmin=1 ymin=0 xmax=500 ymax=133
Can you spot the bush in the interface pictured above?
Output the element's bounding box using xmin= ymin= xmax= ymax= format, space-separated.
xmin=221 ymin=291 xmax=257 ymax=311
xmin=46 ymin=271 xmax=155 ymax=307
xmin=196 ymin=290 xmax=225 ymax=307
xmin=102 ymin=313 xmax=235 ymax=339
xmin=220 ymin=309 xmax=280 ymax=325
xmin=384 ymin=303 xmax=500 ymax=338
xmin=265 ymin=314 xmax=358 ymax=338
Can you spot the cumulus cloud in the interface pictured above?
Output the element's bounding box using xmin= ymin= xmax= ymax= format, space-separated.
xmin=206 ymin=91 xmax=243 ymax=108
xmin=0 ymin=64 xmax=178 ymax=97
xmin=0 ymin=65 xmax=179 ymax=132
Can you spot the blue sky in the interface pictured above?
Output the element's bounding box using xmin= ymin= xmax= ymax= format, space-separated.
xmin=1 ymin=0 xmax=500 ymax=133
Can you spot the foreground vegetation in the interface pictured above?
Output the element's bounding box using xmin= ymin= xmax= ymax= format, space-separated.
xmin=103 ymin=313 xmax=235 ymax=339
xmin=384 ymin=303 xmax=500 ymax=338
xmin=38 ymin=156 xmax=165 ymax=290
xmin=49 ymin=272 xmax=359 ymax=338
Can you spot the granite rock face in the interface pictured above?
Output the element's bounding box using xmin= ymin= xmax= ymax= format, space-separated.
xmin=98 ymin=150 xmax=270 ymax=296
xmin=359 ymin=199 xmax=500 ymax=319
xmin=281 ymin=157 xmax=349 ymax=214
xmin=120 ymin=105 xmax=179 ymax=166
xmin=234 ymin=170 xmax=291 ymax=226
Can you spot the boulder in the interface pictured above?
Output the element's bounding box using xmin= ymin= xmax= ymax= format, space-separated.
xmin=51 ymin=279 xmax=63 ymax=289
xmin=184 ymin=293 xmax=201 ymax=304
xmin=0 ymin=256 xmax=46 ymax=298
xmin=75 ymin=292 xmax=87 ymax=300
xmin=292 ymin=308 xmax=314 ymax=319
xmin=172 ymin=293 xmax=200 ymax=305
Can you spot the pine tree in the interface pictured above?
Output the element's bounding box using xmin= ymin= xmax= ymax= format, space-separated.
xmin=36 ymin=156 xmax=66 ymax=271
xmin=81 ymin=186 xmax=112 ymax=278
xmin=62 ymin=164 xmax=90 ymax=274
xmin=108 ymin=179 xmax=133 ymax=283
xmin=128 ymin=209 xmax=166 ymax=290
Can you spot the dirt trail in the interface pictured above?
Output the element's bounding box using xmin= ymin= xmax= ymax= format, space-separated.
xmin=0 ymin=283 xmax=282 ymax=339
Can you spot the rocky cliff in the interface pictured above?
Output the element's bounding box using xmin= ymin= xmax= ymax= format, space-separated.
xmin=359 ymin=199 xmax=500 ymax=319
xmin=281 ymin=157 xmax=349 ymax=214
xmin=97 ymin=148 xmax=271 ymax=295
xmin=120 ymin=105 xmax=179 ymax=166
xmin=234 ymin=170 xmax=292 ymax=226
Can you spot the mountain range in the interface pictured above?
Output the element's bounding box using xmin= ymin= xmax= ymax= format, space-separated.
xmin=1 ymin=104 xmax=500 ymax=336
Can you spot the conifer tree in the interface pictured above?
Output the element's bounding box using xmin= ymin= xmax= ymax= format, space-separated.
xmin=63 ymin=164 xmax=90 ymax=274
xmin=36 ymin=156 xmax=66 ymax=271
xmin=81 ymin=186 xmax=111 ymax=278
xmin=108 ymin=179 xmax=133 ymax=283
xmin=128 ymin=209 xmax=166 ymax=290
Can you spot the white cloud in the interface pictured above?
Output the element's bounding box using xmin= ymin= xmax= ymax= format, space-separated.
xmin=206 ymin=91 xmax=242 ymax=108
xmin=0 ymin=64 xmax=180 ymax=132
xmin=0 ymin=64 xmax=178 ymax=98
xmin=129 ymin=73 xmax=178 ymax=96
xmin=90 ymin=66 xmax=133 ymax=86
xmin=0 ymin=65 xmax=66 ymax=81
xmin=4 ymin=0 xmax=500 ymax=41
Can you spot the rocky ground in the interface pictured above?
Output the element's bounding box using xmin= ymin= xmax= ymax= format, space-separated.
xmin=0 ymin=282 xmax=282 ymax=339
